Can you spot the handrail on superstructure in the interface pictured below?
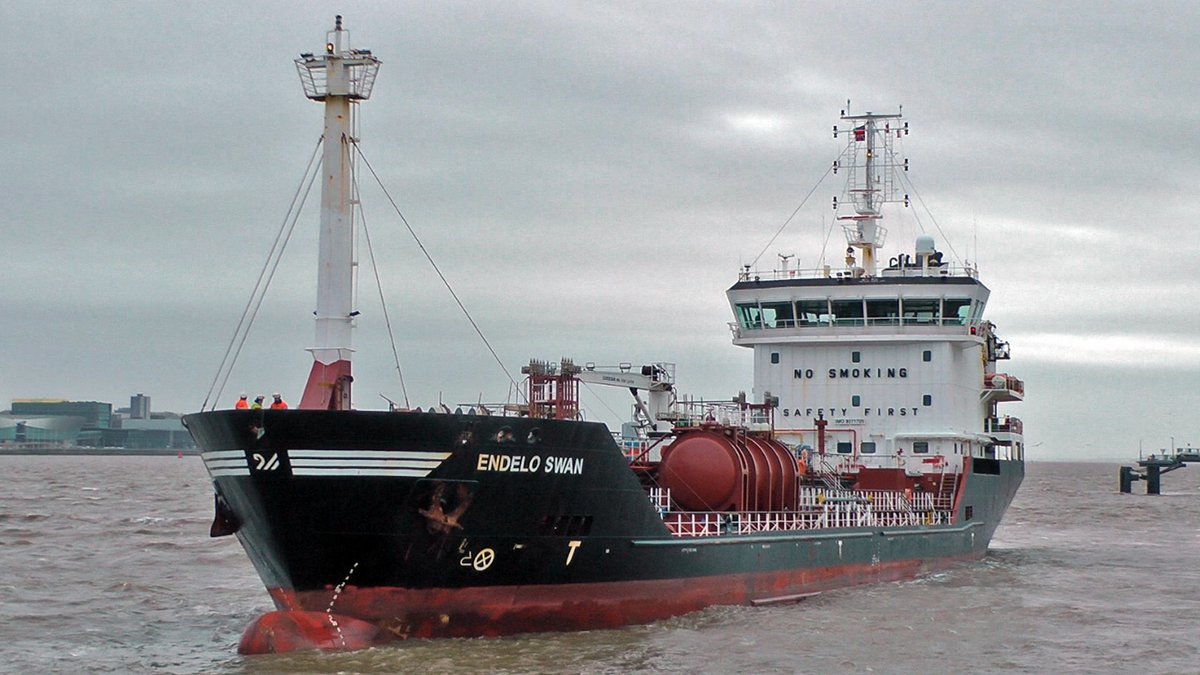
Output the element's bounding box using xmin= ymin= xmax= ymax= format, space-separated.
xmin=737 ymin=264 xmax=978 ymax=283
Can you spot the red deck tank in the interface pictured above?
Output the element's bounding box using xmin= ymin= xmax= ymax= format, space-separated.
xmin=657 ymin=426 xmax=797 ymax=512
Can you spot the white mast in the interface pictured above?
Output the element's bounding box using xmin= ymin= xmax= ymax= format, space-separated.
xmin=295 ymin=16 xmax=381 ymax=410
xmin=834 ymin=109 xmax=907 ymax=277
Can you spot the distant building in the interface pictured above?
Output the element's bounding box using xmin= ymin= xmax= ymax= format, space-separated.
xmin=130 ymin=394 xmax=150 ymax=420
xmin=0 ymin=415 xmax=86 ymax=445
xmin=103 ymin=416 xmax=194 ymax=449
xmin=5 ymin=397 xmax=193 ymax=450
xmin=11 ymin=400 xmax=112 ymax=429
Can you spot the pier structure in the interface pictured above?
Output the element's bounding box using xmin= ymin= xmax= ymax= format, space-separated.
xmin=1119 ymin=446 xmax=1200 ymax=494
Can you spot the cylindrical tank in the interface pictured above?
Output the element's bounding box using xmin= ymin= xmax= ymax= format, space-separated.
xmin=657 ymin=427 xmax=797 ymax=512
xmin=744 ymin=434 xmax=797 ymax=510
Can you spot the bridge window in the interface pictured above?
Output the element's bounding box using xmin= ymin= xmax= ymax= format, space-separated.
xmin=830 ymin=299 xmax=865 ymax=326
xmin=861 ymin=441 xmax=876 ymax=454
xmin=943 ymin=298 xmax=972 ymax=325
xmin=836 ymin=441 xmax=852 ymax=454
xmin=866 ymin=299 xmax=900 ymax=326
xmin=797 ymin=300 xmax=831 ymax=326
xmin=913 ymin=441 xmax=930 ymax=454
xmin=735 ymin=303 xmax=763 ymax=329
xmin=760 ymin=301 xmax=796 ymax=329
xmin=970 ymin=300 xmax=986 ymax=324
xmin=902 ymin=298 xmax=940 ymax=325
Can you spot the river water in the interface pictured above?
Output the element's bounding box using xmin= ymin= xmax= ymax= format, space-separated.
xmin=2 ymin=457 xmax=1197 ymax=674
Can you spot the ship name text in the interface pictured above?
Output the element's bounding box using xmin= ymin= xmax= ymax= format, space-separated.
xmin=476 ymin=453 xmax=584 ymax=475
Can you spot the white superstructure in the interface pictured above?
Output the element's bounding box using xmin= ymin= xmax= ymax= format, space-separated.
xmin=726 ymin=109 xmax=1023 ymax=474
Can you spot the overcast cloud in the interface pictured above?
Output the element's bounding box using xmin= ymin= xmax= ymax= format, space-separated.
xmin=3 ymin=1 xmax=1199 ymax=460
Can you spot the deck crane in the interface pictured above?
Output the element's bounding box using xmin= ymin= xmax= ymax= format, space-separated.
xmin=576 ymin=363 xmax=678 ymax=435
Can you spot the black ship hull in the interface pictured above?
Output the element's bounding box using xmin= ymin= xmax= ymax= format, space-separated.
xmin=184 ymin=409 xmax=1023 ymax=652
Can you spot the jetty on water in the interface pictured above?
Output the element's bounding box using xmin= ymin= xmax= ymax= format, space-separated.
xmin=1119 ymin=446 xmax=1200 ymax=494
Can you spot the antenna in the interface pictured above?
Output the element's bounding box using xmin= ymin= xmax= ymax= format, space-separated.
xmin=973 ymin=216 xmax=978 ymax=273
xmin=836 ymin=105 xmax=905 ymax=276
xmin=777 ymin=253 xmax=794 ymax=274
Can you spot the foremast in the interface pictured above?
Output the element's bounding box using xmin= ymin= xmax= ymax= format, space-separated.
xmin=295 ymin=16 xmax=381 ymax=410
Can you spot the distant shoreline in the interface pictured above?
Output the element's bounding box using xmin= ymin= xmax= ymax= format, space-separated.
xmin=0 ymin=447 xmax=199 ymax=457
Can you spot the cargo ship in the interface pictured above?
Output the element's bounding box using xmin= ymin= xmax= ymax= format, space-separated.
xmin=184 ymin=18 xmax=1025 ymax=654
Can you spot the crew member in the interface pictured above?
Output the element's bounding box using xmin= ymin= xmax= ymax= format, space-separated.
xmin=235 ymin=393 xmax=249 ymax=410
xmin=270 ymin=393 xmax=288 ymax=410
xmin=251 ymin=395 xmax=265 ymax=410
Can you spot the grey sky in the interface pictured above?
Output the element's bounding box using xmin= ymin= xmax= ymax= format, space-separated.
xmin=3 ymin=1 xmax=1199 ymax=459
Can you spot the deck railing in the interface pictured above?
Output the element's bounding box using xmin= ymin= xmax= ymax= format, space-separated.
xmin=985 ymin=415 xmax=1024 ymax=435
xmin=652 ymin=486 xmax=953 ymax=537
xmin=738 ymin=264 xmax=978 ymax=283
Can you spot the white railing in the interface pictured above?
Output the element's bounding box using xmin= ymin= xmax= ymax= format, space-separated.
xmin=985 ymin=416 xmax=1024 ymax=436
xmin=738 ymin=264 xmax=978 ymax=283
xmin=653 ymin=483 xmax=955 ymax=538
xmin=660 ymin=506 xmax=952 ymax=537
xmin=984 ymin=374 xmax=1025 ymax=396
xmin=663 ymin=512 xmax=725 ymax=537
xmin=648 ymin=487 xmax=672 ymax=515
xmin=620 ymin=437 xmax=650 ymax=461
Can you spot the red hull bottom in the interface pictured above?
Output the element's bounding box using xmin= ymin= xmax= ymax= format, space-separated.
xmin=238 ymin=610 xmax=382 ymax=654
xmin=239 ymin=552 xmax=980 ymax=654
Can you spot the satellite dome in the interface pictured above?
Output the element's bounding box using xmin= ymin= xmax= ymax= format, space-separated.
xmin=915 ymin=234 xmax=936 ymax=256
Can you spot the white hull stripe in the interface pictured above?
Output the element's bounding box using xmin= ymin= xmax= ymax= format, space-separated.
xmin=202 ymin=450 xmax=247 ymax=460
xmin=205 ymin=458 xmax=249 ymax=470
xmin=291 ymin=467 xmax=433 ymax=477
xmin=289 ymin=449 xmax=452 ymax=461
xmin=290 ymin=458 xmax=444 ymax=469
xmin=203 ymin=449 xmax=449 ymax=478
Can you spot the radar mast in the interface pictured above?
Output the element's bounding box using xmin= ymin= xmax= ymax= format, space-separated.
xmin=833 ymin=108 xmax=908 ymax=277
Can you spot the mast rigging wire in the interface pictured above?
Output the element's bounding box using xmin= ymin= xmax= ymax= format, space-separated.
xmin=354 ymin=174 xmax=411 ymax=408
xmin=212 ymin=149 xmax=321 ymax=409
xmin=580 ymin=381 xmax=624 ymax=425
xmin=202 ymin=138 xmax=324 ymax=411
xmin=749 ymin=145 xmax=850 ymax=269
xmin=896 ymin=169 xmax=966 ymax=268
xmin=354 ymin=146 xmax=525 ymax=402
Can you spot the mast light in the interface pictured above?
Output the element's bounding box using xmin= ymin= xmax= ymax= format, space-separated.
xmin=296 ymin=17 xmax=382 ymax=102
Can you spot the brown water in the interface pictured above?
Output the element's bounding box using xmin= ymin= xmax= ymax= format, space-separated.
xmin=2 ymin=457 xmax=1197 ymax=674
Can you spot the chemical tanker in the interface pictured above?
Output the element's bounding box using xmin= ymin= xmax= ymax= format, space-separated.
xmin=184 ymin=18 xmax=1024 ymax=654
